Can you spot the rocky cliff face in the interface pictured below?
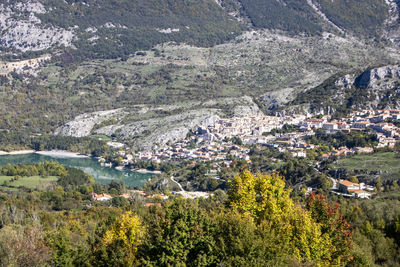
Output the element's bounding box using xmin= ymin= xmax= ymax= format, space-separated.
xmin=354 ymin=65 xmax=400 ymax=89
xmin=284 ymin=64 xmax=400 ymax=115
xmin=0 ymin=1 xmax=74 ymax=52
xmin=383 ymin=0 xmax=400 ymax=45
xmin=100 ymin=110 xmax=221 ymax=150
xmin=351 ymin=65 xmax=400 ymax=109
xmin=54 ymin=109 xmax=126 ymax=137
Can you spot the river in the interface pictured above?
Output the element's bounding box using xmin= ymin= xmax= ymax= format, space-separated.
xmin=0 ymin=153 xmax=153 ymax=188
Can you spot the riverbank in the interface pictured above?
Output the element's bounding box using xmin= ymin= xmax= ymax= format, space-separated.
xmin=0 ymin=150 xmax=161 ymax=176
xmin=0 ymin=150 xmax=36 ymax=155
xmin=0 ymin=153 xmax=153 ymax=188
xmin=0 ymin=150 xmax=89 ymax=158
xmin=35 ymin=150 xmax=89 ymax=158
xmin=133 ymin=169 xmax=162 ymax=174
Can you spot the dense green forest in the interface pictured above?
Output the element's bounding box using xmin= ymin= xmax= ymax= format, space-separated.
xmin=315 ymin=0 xmax=388 ymax=37
xmin=35 ymin=0 xmax=243 ymax=59
xmin=237 ymin=0 xmax=323 ymax=35
xmin=0 ymin=164 xmax=399 ymax=266
xmin=220 ymin=0 xmax=388 ymax=37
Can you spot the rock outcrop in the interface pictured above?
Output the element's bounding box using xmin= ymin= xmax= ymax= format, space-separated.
xmin=55 ymin=96 xmax=262 ymax=150
xmin=55 ymin=109 xmax=126 ymax=137
xmin=284 ymin=64 xmax=400 ymax=115
xmin=0 ymin=1 xmax=74 ymax=52
xmin=354 ymin=65 xmax=400 ymax=89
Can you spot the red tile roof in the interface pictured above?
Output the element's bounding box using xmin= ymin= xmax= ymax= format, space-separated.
xmin=340 ymin=180 xmax=358 ymax=186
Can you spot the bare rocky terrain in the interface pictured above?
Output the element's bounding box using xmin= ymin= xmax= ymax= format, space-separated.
xmin=0 ymin=1 xmax=74 ymax=51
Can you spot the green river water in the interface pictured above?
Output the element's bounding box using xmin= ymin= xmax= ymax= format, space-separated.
xmin=0 ymin=153 xmax=153 ymax=188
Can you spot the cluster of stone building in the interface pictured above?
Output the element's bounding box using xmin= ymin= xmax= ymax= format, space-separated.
xmin=137 ymin=138 xmax=250 ymax=164
xmin=96 ymin=109 xmax=400 ymax=200
xmin=117 ymin=109 xmax=400 ymax=164
xmin=300 ymin=109 xmax=400 ymax=148
xmin=133 ymin=115 xmax=305 ymax=163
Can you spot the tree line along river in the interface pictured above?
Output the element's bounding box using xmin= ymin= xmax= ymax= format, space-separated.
xmin=0 ymin=153 xmax=153 ymax=188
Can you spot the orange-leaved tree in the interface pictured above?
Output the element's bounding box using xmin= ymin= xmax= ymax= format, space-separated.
xmin=306 ymin=192 xmax=353 ymax=265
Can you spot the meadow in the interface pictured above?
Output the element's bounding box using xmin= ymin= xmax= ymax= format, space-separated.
xmin=0 ymin=175 xmax=58 ymax=189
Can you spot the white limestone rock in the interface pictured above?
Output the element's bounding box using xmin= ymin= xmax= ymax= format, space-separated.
xmin=55 ymin=109 xmax=126 ymax=137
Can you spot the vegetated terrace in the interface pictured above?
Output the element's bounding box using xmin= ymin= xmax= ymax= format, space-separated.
xmin=335 ymin=152 xmax=400 ymax=182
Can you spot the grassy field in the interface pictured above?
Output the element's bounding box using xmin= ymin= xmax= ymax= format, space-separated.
xmin=0 ymin=175 xmax=58 ymax=189
xmin=335 ymin=152 xmax=400 ymax=182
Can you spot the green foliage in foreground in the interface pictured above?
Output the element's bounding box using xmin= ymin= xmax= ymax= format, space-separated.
xmin=0 ymin=167 xmax=399 ymax=266
xmin=0 ymin=170 xmax=351 ymax=266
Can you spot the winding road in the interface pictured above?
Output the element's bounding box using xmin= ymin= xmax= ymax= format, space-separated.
xmin=171 ymin=176 xmax=185 ymax=191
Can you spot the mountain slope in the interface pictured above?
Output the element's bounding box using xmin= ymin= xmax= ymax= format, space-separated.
xmin=220 ymin=0 xmax=391 ymax=38
xmin=279 ymin=65 xmax=400 ymax=117
xmin=314 ymin=0 xmax=388 ymax=37
xmin=1 ymin=0 xmax=398 ymax=59
xmin=1 ymin=0 xmax=243 ymax=59
xmin=0 ymin=30 xmax=394 ymax=136
xmin=237 ymin=0 xmax=323 ymax=34
xmin=1 ymin=0 xmax=400 ymax=146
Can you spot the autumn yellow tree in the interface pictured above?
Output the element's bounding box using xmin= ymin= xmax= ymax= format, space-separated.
xmin=227 ymin=170 xmax=343 ymax=265
xmin=102 ymin=211 xmax=145 ymax=265
xmin=228 ymin=170 xmax=293 ymax=222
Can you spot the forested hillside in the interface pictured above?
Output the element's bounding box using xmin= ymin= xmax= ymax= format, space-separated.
xmin=3 ymin=0 xmax=243 ymax=59
xmin=237 ymin=0 xmax=323 ymax=35
xmin=219 ymin=0 xmax=389 ymax=38
xmin=315 ymin=0 xmax=388 ymax=37
xmin=0 ymin=0 xmax=395 ymax=59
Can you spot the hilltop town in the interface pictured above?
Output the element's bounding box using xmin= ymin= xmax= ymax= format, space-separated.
xmin=110 ymin=108 xmax=400 ymax=166
xmin=94 ymin=108 xmax=400 ymax=199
